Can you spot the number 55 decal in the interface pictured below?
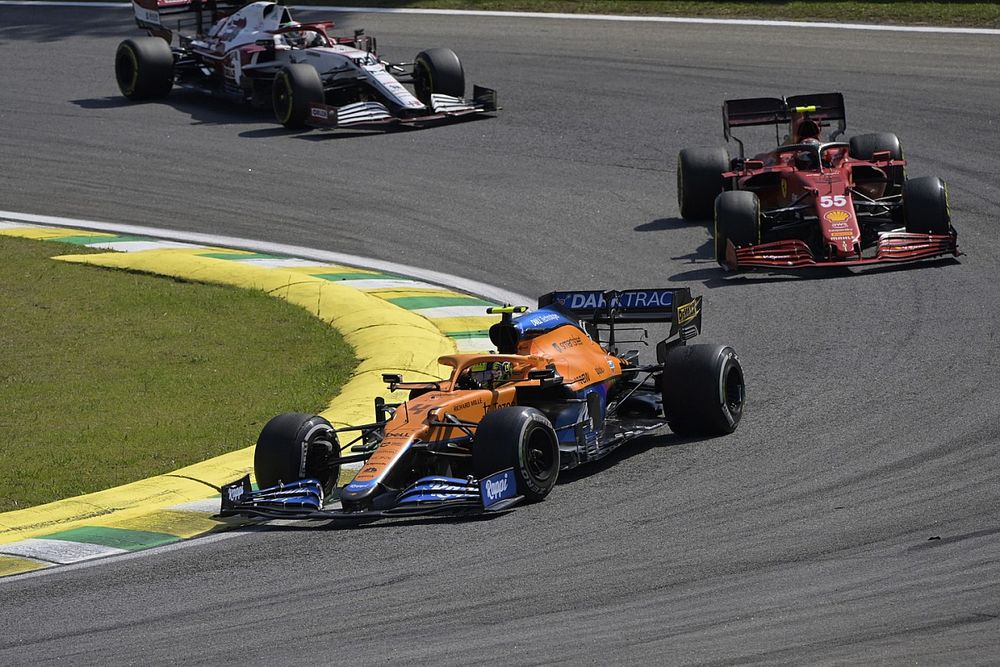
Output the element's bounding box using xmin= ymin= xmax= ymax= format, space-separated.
xmin=820 ymin=195 xmax=847 ymax=207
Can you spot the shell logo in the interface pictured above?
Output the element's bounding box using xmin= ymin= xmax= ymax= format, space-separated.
xmin=824 ymin=210 xmax=850 ymax=222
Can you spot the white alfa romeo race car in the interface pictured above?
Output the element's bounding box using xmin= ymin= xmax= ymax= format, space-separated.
xmin=115 ymin=0 xmax=498 ymax=130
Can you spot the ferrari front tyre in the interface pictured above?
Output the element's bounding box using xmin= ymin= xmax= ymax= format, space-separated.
xmin=115 ymin=37 xmax=173 ymax=100
xmin=677 ymin=148 xmax=730 ymax=221
xmin=661 ymin=344 xmax=745 ymax=436
xmin=849 ymin=132 xmax=904 ymax=193
xmin=413 ymin=48 xmax=465 ymax=106
xmin=472 ymin=407 xmax=559 ymax=503
xmin=254 ymin=413 xmax=341 ymax=497
xmin=903 ymin=176 xmax=951 ymax=235
xmin=272 ymin=64 xmax=324 ymax=129
xmin=714 ymin=190 xmax=760 ymax=266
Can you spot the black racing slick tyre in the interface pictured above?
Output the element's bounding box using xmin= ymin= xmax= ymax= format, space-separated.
xmin=714 ymin=190 xmax=760 ymax=267
xmin=472 ymin=407 xmax=559 ymax=503
xmin=413 ymin=48 xmax=465 ymax=106
xmin=850 ymin=132 xmax=904 ymax=193
xmin=903 ymin=176 xmax=951 ymax=235
xmin=254 ymin=413 xmax=340 ymax=497
xmin=115 ymin=37 xmax=173 ymax=100
xmin=661 ymin=344 xmax=745 ymax=436
xmin=677 ymin=148 xmax=730 ymax=221
xmin=272 ymin=64 xmax=324 ymax=129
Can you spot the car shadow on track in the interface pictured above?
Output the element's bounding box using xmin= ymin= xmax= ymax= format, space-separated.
xmin=670 ymin=256 xmax=961 ymax=287
xmin=72 ymin=91 xmax=279 ymax=127
xmin=556 ymin=431 xmax=707 ymax=485
xmin=636 ymin=217 xmax=716 ymax=263
xmin=251 ymin=433 xmax=703 ymax=531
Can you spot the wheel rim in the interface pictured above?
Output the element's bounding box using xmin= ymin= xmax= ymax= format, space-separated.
xmin=723 ymin=365 xmax=745 ymax=417
xmin=302 ymin=426 xmax=338 ymax=493
xmin=116 ymin=47 xmax=139 ymax=95
xmin=413 ymin=62 xmax=432 ymax=104
xmin=524 ymin=428 xmax=556 ymax=483
xmin=274 ymin=73 xmax=293 ymax=124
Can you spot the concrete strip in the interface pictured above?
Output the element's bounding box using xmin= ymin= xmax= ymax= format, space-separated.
xmin=0 ymin=538 xmax=128 ymax=564
xmin=414 ymin=305 xmax=498 ymax=318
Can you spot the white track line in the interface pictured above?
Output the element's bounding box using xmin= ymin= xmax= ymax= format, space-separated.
xmin=0 ymin=1 xmax=997 ymax=35
xmin=0 ymin=210 xmax=531 ymax=306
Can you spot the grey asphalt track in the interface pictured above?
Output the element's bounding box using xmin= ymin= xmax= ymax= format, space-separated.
xmin=2 ymin=6 xmax=999 ymax=665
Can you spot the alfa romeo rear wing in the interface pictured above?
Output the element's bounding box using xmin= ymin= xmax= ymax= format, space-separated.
xmin=132 ymin=0 xmax=250 ymax=39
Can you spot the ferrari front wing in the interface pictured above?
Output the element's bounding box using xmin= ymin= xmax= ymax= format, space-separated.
xmin=721 ymin=230 xmax=959 ymax=270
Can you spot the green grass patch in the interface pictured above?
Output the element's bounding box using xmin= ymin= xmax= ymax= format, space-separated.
xmin=27 ymin=0 xmax=1000 ymax=27
xmin=0 ymin=235 xmax=357 ymax=512
xmin=291 ymin=1 xmax=1000 ymax=28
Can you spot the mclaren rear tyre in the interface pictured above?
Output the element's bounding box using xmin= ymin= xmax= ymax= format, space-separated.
xmin=413 ymin=48 xmax=465 ymax=106
xmin=714 ymin=190 xmax=760 ymax=267
xmin=254 ymin=413 xmax=341 ymax=497
xmin=903 ymin=176 xmax=951 ymax=235
xmin=272 ymin=64 xmax=324 ymax=129
xmin=677 ymin=148 xmax=730 ymax=221
xmin=115 ymin=37 xmax=174 ymax=100
xmin=472 ymin=407 xmax=559 ymax=503
xmin=661 ymin=344 xmax=745 ymax=436
xmin=849 ymin=132 xmax=904 ymax=193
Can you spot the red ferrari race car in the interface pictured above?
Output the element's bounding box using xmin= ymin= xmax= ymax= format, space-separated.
xmin=676 ymin=93 xmax=959 ymax=270
xmin=115 ymin=0 xmax=497 ymax=130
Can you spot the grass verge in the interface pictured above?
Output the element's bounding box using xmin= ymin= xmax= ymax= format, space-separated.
xmin=291 ymin=1 xmax=1000 ymax=29
xmin=0 ymin=235 xmax=357 ymax=512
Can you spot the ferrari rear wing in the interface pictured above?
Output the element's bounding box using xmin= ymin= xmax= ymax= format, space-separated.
xmin=538 ymin=289 xmax=702 ymax=339
xmin=723 ymin=92 xmax=846 ymax=142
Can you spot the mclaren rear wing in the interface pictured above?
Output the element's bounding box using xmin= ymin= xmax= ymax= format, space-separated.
xmin=538 ymin=288 xmax=702 ymax=340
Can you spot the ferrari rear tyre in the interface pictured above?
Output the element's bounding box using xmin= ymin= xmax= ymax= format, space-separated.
xmin=677 ymin=148 xmax=730 ymax=221
xmin=850 ymin=132 xmax=904 ymax=193
xmin=472 ymin=407 xmax=559 ymax=503
xmin=413 ymin=48 xmax=465 ymax=106
xmin=272 ymin=64 xmax=324 ymax=129
xmin=115 ymin=37 xmax=173 ymax=100
xmin=714 ymin=190 xmax=760 ymax=266
xmin=903 ymin=176 xmax=951 ymax=235
xmin=661 ymin=344 xmax=745 ymax=436
xmin=254 ymin=413 xmax=340 ymax=497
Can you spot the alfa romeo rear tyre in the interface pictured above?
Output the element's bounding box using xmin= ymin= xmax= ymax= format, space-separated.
xmin=115 ymin=37 xmax=174 ymax=100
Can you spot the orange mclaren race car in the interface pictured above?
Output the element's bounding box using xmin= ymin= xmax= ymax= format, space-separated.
xmin=677 ymin=92 xmax=958 ymax=270
xmin=221 ymin=289 xmax=745 ymax=522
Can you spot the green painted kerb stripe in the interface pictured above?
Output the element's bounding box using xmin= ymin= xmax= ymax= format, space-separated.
xmin=313 ymin=271 xmax=404 ymax=282
xmin=388 ymin=295 xmax=495 ymax=310
xmin=446 ymin=330 xmax=490 ymax=339
xmin=51 ymin=234 xmax=149 ymax=246
xmin=40 ymin=526 xmax=180 ymax=551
